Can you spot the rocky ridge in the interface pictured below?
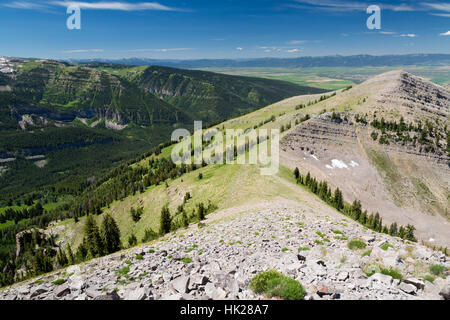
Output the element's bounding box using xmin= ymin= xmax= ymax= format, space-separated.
xmin=1 ymin=200 xmax=448 ymax=300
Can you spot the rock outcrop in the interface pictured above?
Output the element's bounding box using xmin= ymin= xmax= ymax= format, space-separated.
xmin=1 ymin=201 xmax=448 ymax=300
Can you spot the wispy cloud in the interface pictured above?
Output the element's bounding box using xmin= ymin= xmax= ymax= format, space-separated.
xmin=3 ymin=1 xmax=47 ymax=10
xmin=289 ymin=0 xmax=416 ymax=12
xmin=440 ymin=30 xmax=450 ymax=36
xmin=423 ymin=2 xmax=450 ymax=12
xmin=121 ymin=48 xmax=192 ymax=53
xmin=63 ymin=49 xmax=104 ymax=53
xmin=400 ymin=33 xmax=417 ymax=38
xmin=236 ymin=47 xmax=243 ymax=51
xmin=3 ymin=1 xmax=188 ymax=12
xmin=286 ymin=40 xmax=308 ymax=45
xmin=258 ymin=46 xmax=303 ymax=53
xmin=423 ymin=2 xmax=450 ymax=17
xmin=50 ymin=1 xmax=183 ymax=11
xmin=432 ymin=13 xmax=450 ymax=17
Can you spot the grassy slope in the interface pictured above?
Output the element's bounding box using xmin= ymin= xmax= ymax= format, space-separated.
xmin=55 ymin=89 xmax=343 ymax=248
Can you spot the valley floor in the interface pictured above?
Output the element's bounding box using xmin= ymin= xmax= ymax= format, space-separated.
xmin=1 ymin=199 xmax=448 ymax=300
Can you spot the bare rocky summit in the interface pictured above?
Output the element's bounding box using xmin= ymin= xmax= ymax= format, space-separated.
xmin=281 ymin=70 xmax=450 ymax=247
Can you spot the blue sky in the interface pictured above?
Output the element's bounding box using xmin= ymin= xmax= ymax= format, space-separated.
xmin=0 ymin=0 xmax=449 ymax=59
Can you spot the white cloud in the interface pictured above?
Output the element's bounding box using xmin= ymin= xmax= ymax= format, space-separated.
xmin=440 ymin=30 xmax=450 ymax=36
xmin=236 ymin=47 xmax=243 ymax=51
xmin=122 ymin=48 xmax=192 ymax=52
xmin=4 ymin=1 xmax=186 ymax=12
xmin=400 ymin=33 xmax=417 ymax=38
xmin=287 ymin=40 xmax=308 ymax=45
xmin=379 ymin=31 xmax=397 ymax=35
xmin=63 ymin=49 xmax=104 ymax=53
xmin=423 ymin=2 xmax=450 ymax=17
xmin=3 ymin=1 xmax=46 ymax=9
xmin=432 ymin=13 xmax=450 ymax=17
xmin=290 ymin=0 xmax=415 ymax=12
xmin=423 ymin=3 xmax=450 ymax=12
xmin=286 ymin=48 xmax=300 ymax=53
xmin=50 ymin=1 xmax=182 ymax=11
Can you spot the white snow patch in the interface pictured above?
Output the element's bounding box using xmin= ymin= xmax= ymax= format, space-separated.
xmin=429 ymin=238 xmax=435 ymax=242
xmin=331 ymin=159 xmax=348 ymax=169
xmin=325 ymin=165 xmax=333 ymax=169
xmin=349 ymin=161 xmax=359 ymax=167
xmin=311 ymin=154 xmax=319 ymax=161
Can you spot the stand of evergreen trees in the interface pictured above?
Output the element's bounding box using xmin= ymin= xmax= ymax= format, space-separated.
xmin=367 ymin=116 xmax=448 ymax=155
xmin=293 ymin=168 xmax=417 ymax=242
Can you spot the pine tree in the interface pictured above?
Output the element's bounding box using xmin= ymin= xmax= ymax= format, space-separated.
xmin=294 ymin=167 xmax=300 ymax=180
xmin=333 ymin=188 xmax=344 ymax=211
xmin=389 ymin=222 xmax=398 ymax=236
xmin=398 ymin=226 xmax=406 ymax=239
xmin=101 ymin=214 xmax=121 ymax=254
xmin=128 ymin=234 xmax=137 ymax=247
xmin=359 ymin=210 xmax=367 ymax=225
xmin=182 ymin=210 xmax=189 ymax=227
xmin=56 ymin=248 xmax=68 ymax=267
xmin=83 ymin=215 xmax=104 ymax=258
xmin=366 ymin=213 xmax=374 ymax=229
xmin=404 ymin=224 xmax=416 ymax=242
xmin=159 ymin=204 xmax=172 ymax=235
xmin=66 ymin=245 xmax=74 ymax=265
xmin=197 ymin=202 xmax=205 ymax=221
xmin=351 ymin=200 xmax=362 ymax=221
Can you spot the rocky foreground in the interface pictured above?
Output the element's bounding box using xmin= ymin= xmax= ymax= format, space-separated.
xmin=1 ymin=200 xmax=449 ymax=300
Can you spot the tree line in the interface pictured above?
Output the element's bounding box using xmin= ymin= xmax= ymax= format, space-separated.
xmin=293 ymin=168 xmax=417 ymax=241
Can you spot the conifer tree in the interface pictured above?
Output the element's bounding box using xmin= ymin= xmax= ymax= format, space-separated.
xmin=101 ymin=214 xmax=121 ymax=254
xmin=66 ymin=245 xmax=74 ymax=265
xmin=389 ymin=222 xmax=398 ymax=236
xmin=333 ymin=188 xmax=344 ymax=211
xmin=56 ymin=248 xmax=68 ymax=267
xmin=159 ymin=204 xmax=172 ymax=235
xmin=405 ymin=224 xmax=416 ymax=242
xmin=197 ymin=202 xmax=206 ymax=221
xmin=83 ymin=215 xmax=104 ymax=258
xmin=128 ymin=233 xmax=137 ymax=247
xmin=294 ymin=167 xmax=300 ymax=180
xmin=398 ymin=226 xmax=406 ymax=239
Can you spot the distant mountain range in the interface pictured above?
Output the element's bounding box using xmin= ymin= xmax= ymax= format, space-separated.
xmin=68 ymin=54 xmax=450 ymax=69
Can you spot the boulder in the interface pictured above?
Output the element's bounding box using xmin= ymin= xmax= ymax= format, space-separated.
xmin=85 ymin=288 xmax=102 ymax=299
xmin=439 ymin=283 xmax=450 ymax=300
xmin=54 ymin=284 xmax=70 ymax=298
xmin=172 ymin=276 xmax=190 ymax=294
xmin=30 ymin=285 xmax=48 ymax=299
xmin=94 ymin=290 xmax=121 ymax=300
xmin=369 ymin=273 xmax=393 ymax=287
xmin=316 ymin=283 xmax=335 ymax=297
xmin=161 ymin=293 xmax=183 ymax=300
xmin=337 ymin=272 xmax=349 ymax=281
xmin=204 ymin=283 xmax=227 ymax=300
xmin=398 ymin=282 xmax=417 ymax=295
xmin=403 ymin=278 xmax=425 ymax=290
xmin=68 ymin=275 xmax=87 ymax=291
xmin=127 ymin=288 xmax=147 ymax=300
